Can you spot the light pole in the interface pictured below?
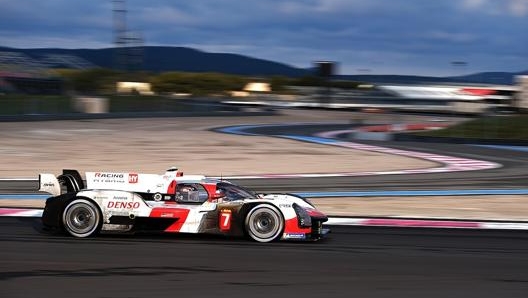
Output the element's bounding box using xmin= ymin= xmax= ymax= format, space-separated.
xmin=449 ymin=61 xmax=467 ymax=139
xmin=314 ymin=61 xmax=336 ymax=105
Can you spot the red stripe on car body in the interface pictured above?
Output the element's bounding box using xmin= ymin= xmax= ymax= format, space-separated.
xmin=149 ymin=207 xmax=191 ymax=232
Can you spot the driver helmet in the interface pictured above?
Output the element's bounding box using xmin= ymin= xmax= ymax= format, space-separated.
xmin=179 ymin=185 xmax=195 ymax=193
xmin=215 ymin=188 xmax=226 ymax=197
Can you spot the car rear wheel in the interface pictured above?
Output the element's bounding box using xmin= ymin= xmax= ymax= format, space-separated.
xmin=62 ymin=198 xmax=101 ymax=238
xmin=245 ymin=205 xmax=284 ymax=242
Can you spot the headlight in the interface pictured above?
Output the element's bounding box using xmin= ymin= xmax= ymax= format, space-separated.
xmin=293 ymin=203 xmax=312 ymax=227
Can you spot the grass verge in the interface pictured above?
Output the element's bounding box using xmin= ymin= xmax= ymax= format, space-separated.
xmin=415 ymin=115 xmax=528 ymax=140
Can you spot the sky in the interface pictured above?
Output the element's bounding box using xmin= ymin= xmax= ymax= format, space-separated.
xmin=1 ymin=0 xmax=527 ymax=76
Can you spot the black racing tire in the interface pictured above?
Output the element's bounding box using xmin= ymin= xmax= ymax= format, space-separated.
xmin=245 ymin=204 xmax=284 ymax=243
xmin=62 ymin=198 xmax=101 ymax=238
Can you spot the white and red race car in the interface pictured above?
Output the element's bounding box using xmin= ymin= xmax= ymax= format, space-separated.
xmin=39 ymin=168 xmax=329 ymax=242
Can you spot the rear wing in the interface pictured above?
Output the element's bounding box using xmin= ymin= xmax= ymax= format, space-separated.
xmin=39 ymin=174 xmax=61 ymax=196
xmin=38 ymin=169 xmax=85 ymax=196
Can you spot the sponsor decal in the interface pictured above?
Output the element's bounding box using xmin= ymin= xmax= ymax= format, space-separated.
xmin=219 ymin=209 xmax=232 ymax=231
xmin=279 ymin=204 xmax=292 ymax=208
xmin=283 ymin=233 xmax=306 ymax=239
xmin=153 ymin=193 xmax=163 ymax=201
xmin=92 ymin=172 xmax=126 ymax=183
xmin=94 ymin=196 xmax=108 ymax=200
xmin=107 ymin=201 xmax=140 ymax=209
xmin=112 ymin=196 xmax=128 ymax=200
xmin=43 ymin=182 xmax=55 ymax=187
xmin=95 ymin=173 xmax=124 ymax=178
xmin=128 ymin=173 xmax=139 ymax=184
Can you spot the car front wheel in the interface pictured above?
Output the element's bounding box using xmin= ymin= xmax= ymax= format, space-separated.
xmin=62 ymin=198 xmax=101 ymax=238
xmin=245 ymin=204 xmax=284 ymax=242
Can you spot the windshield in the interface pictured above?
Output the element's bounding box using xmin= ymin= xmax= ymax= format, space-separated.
xmin=216 ymin=182 xmax=259 ymax=201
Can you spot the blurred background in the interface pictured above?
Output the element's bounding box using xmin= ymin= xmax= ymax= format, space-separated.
xmin=0 ymin=0 xmax=527 ymax=139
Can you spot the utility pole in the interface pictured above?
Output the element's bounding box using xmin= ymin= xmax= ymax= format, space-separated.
xmin=113 ymin=1 xmax=144 ymax=74
xmin=113 ymin=0 xmax=127 ymax=71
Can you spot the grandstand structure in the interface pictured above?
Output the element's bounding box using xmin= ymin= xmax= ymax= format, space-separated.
xmin=0 ymin=51 xmax=49 ymax=77
xmin=41 ymin=54 xmax=96 ymax=69
xmin=1 ymin=0 xmax=141 ymax=94
xmin=0 ymin=51 xmax=97 ymax=94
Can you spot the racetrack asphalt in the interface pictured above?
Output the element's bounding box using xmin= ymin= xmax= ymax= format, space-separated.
xmin=1 ymin=217 xmax=527 ymax=298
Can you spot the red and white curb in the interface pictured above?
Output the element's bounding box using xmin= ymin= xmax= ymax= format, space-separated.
xmin=332 ymin=140 xmax=499 ymax=173
xmin=2 ymin=208 xmax=528 ymax=231
xmin=0 ymin=208 xmax=43 ymax=217
xmin=217 ymin=133 xmax=499 ymax=179
xmin=207 ymin=123 xmax=500 ymax=179
xmin=316 ymin=125 xmax=500 ymax=173
xmin=353 ymin=123 xmax=448 ymax=133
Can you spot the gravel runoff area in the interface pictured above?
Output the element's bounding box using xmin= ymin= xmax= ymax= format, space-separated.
xmin=0 ymin=110 xmax=437 ymax=178
xmin=0 ymin=109 xmax=527 ymax=221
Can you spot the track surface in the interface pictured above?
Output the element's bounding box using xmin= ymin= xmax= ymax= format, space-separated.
xmin=2 ymin=123 xmax=528 ymax=297
xmin=1 ymin=217 xmax=528 ymax=298
xmin=2 ymin=124 xmax=528 ymax=193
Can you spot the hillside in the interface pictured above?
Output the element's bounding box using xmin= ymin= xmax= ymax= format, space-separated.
xmin=0 ymin=46 xmax=523 ymax=84
xmin=0 ymin=46 xmax=309 ymax=77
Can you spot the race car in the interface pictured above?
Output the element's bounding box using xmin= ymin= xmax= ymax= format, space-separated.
xmin=38 ymin=167 xmax=329 ymax=242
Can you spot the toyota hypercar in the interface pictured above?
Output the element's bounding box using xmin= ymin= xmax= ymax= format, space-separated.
xmin=38 ymin=168 xmax=329 ymax=242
